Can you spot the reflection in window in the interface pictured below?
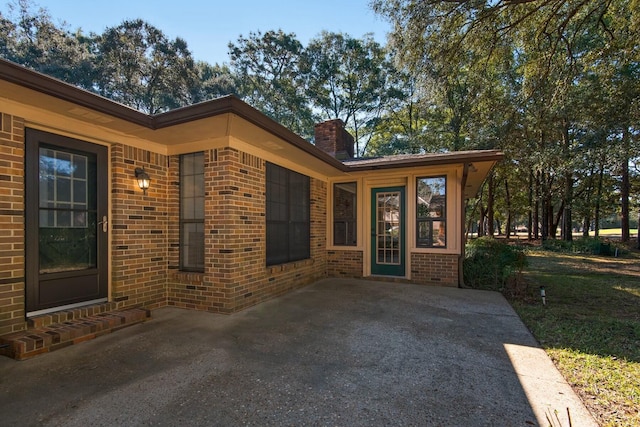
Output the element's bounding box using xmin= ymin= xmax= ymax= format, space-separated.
xmin=39 ymin=148 xmax=89 ymax=228
xmin=180 ymin=152 xmax=205 ymax=272
xmin=333 ymin=182 xmax=357 ymax=246
xmin=38 ymin=147 xmax=96 ymax=273
xmin=417 ymin=176 xmax=446 ymax=248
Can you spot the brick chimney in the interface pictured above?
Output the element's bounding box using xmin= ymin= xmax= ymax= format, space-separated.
xmin=314 ymin=119 xmax=355 ymax=160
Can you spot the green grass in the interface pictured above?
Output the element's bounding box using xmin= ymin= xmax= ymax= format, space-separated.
xmin=582 ymin=228 xmax=639 ymax=237
xmin=509 ymin=250 xmax=640 ymax=427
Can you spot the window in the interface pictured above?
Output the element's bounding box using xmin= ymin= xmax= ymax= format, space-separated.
xmin=180 ymin=152 xmax=204 ymax=271
xmin=416 ymin=176 xmax=446 ymax=248
xmin=333 ymin=182 xmax=357 ymax=246
xmin=266 ymin=162 xmax=310 ymax=266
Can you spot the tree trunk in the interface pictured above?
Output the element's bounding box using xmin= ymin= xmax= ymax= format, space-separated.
xmin=620 ymin=126 xmax=630 ymax=242
xmin=534 ymin=171 xmax=541 ymax=240
xmin=528 ymin=170 xmax=534 ymax=241
xmin=553 ymin=200 xmax=565 ymax=238
xmin=505 ymin=179 xmax=512 ymax=238
xmin=594 ymin=153 xmax=606 ymax=238
xmin=478 ymin=204 xmax=488 ymax=237
xmin=562 ymin=120 xmax=573 ymax=241
xmin=563 ymin=173 xmax=573 ymax=241
xmin=487 ymin=174 xmax=495 ymax=237
xmin=637 ymin=212 xmax=640 ymax=249
xmin=541 ymin=195 xmax=549 ymax=240
xmin=582 ymin=214 xmax=590 ymax=237
xmin=581 ymin=170 xmax=595 ymax=238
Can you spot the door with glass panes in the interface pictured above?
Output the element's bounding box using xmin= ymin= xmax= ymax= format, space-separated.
xmin=25 ymin=129 xmax=108 ymax=314
xmin=370 ymin=187 xmax=405 ymax=276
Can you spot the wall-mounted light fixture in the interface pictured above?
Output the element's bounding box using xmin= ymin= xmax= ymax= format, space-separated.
xmin=134 ymin=167 xmax=150 ymax=195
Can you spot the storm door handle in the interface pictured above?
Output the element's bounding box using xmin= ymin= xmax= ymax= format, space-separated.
xmin=98 ymin=216 xmax=108 ymax=233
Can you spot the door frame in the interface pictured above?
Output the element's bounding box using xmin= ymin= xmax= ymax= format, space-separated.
xmin=25 ymin=129 xmax=109 ymax=316
xmin=370 ymin=186 xmax=406 ymax=277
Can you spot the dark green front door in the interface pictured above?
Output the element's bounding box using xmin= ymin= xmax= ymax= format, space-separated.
xmin=25 ymin=129 xmax=109 ymax=314
xmin=371 ymin=187 xmax=405 ymax=276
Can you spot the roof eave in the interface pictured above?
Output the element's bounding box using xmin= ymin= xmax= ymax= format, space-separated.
xmin=0 ymin=58 xmax=348 ymax=172
xmin=0 ymin=59 xmax=152 ymax=127
xmin=0 ymin=58 xmax=503 ymax=175
xmin=344 ymin=150 xmax=504 ymax=171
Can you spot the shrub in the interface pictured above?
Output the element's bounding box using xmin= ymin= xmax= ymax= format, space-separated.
xmin=463 ymin=237 xmax=527 ymax=291
xmin=542 ymin=236 xmax=616 ymax=255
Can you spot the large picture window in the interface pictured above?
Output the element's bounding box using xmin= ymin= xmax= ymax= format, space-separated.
xmin=180 ymin=152 xmax=205 ymax=271
xmin=333 ymin=182 xmax=357 ymax=246
xmin=416 ymin=176 xmax=446 ymax=248
xmin=266 ymin=162 xmax=310 ymax=266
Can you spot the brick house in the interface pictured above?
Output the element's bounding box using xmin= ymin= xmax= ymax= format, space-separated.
xmin=0 ymin=58 xmax=502 ymax=358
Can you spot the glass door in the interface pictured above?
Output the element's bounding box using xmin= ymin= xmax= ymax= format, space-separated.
xmin=26 ymin=129 xmax=108 ymax=314
xmin=371 ymin=187 xmax=405 ymax=276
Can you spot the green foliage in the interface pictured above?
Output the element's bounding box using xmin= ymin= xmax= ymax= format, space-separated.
xmin=463 ymin=237 xmax=527 ymax=290
xmin=541 ymin=237 xmax=618 ymax=255
xmin=95 ymin=19 xmax=199 ymax=114
xmin=373 ymin=0 xmax=640 ymax=242
xmin=303 ymin=31 xmax=391 ymax=154
xmin=228 ymin=29 xmax=314 ymax=138
xmin=0 ymin=0 xmax=96 ymax=88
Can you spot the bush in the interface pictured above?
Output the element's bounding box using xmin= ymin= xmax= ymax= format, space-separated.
xmin=463 ymin=237 xmax=527 ymax=291
xmin=542 ymin=236 xmax=615 ymax=255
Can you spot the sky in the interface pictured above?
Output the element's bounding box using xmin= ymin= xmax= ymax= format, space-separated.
xmin=9 ymin=0 xmax=392 ymax=65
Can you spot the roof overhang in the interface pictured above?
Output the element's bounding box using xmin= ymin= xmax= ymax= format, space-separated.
xmin=0 ymin=58 xmax=503 ymax=186
xmin=345 ymin=150 xmax=503 ymax=198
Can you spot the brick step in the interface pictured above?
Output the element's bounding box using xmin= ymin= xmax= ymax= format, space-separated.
xmin=0 ymin=308 xmax=150 ymax=361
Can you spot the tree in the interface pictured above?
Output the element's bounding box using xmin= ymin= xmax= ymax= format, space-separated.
xmin=366 ymin=69 xmax=433 ymax=155
xmin=190 ymin=61 xmax=237 ymax=103
xmin=94 ymin=19 xmax=199 ymax=114
xmin=0 ymin=0 xmax=96 ymax=88
xmin=373 ymin=0 xmax=639 ymax=241
xmin=303 ymin=32 xmax=390 ymax=154
xmin=228 ymin=30 xmax=313 ymax=138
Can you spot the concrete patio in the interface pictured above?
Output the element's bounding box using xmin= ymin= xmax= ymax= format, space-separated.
xmin=0 ymin=278 xmax=597 ymax=426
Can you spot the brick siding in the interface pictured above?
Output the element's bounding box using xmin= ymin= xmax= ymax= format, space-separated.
xmin=0 ymin=113 xmax=26 ymax=335
xmin=411 ymin=252 xmax=459 ymax=286
xmin=168 ymin=148 xmax=327 ymax=313
xmin=0 ymin=111 xmax=461 ymax=337
xmin=327 ymin=250 xmax=363 ymax=278
xmin=110 ymin=144 xmax=168 ymax=310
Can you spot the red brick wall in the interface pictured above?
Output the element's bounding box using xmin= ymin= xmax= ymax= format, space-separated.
xmin=314 ymin=119 xmax=354 ymax=159
xmin=110 ymin=144 xmax=168 ymax=310
xmin=0 ymin=113 xmax=26 ymax=335
xmin=411 ymin=252 xmax=459 ymax=286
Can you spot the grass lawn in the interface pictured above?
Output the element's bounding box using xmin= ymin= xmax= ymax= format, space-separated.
xmin=509 ymin=250 xmax=640 ymax=427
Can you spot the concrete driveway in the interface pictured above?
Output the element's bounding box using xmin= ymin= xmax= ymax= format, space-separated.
xmin=0 ymin=278 xmax=596 ymax=426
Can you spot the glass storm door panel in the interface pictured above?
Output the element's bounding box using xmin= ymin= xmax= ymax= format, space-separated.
xmin=26 ymin=129 xmax=108 ymax=314
xmin=371 ymin=187 xmax=405 ymax=276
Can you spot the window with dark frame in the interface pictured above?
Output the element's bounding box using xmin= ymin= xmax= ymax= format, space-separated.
xmin=266 ymin=162 xmax=310 ymax=266
xmin=333 ymin=182 xmax=357 ymax=246
xmin=416 ymin=176 xmax=446 ymax=248
xmin=180 ymin=152 xmax=205 ymax=271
